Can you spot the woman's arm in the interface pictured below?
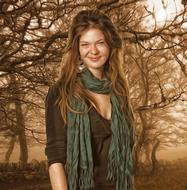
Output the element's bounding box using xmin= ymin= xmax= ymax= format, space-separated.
xmin=49 ymin=163 xmax=68 ymax=190
xmin=45 ymin=85 xmax=68 ymax=189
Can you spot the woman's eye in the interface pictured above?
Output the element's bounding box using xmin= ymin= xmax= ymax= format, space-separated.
xmin=80 ymin=43 xmax=88 ymax=47
xmin=97 ymin=41 xmax=105 ymax=45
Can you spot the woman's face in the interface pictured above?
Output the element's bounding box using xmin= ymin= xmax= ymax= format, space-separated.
xmin=79 ymin=28 xmax=110 ymax=79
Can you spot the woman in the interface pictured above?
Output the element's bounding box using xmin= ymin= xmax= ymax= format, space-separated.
xmin=45 ymin=9 xmax=135 ymax=190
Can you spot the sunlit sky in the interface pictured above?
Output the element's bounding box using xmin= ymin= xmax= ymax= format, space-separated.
xmin=145 ymin=0 xmax=185 ymax=28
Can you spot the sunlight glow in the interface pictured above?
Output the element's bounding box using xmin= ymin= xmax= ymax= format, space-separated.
xmin=145 ymin=0 xmax=184 ymax=27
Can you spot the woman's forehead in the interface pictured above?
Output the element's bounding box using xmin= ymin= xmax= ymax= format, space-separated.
xmin=79 ymin=28 xmax=105 ymax=42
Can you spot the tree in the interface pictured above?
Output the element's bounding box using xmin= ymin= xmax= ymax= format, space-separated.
xmin=0 ymin=0 xmax=186 ymax=169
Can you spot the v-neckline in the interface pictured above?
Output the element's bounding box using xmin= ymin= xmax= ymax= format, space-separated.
xmin=91 ymin=104 xmax=111 ymax=122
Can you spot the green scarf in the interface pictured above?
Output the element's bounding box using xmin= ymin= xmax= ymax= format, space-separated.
xmin=66 ymin=68 xmax=134 ymax=190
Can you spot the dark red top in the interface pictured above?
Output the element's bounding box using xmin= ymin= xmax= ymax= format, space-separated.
xmin=45 ymin=85 xmax=115 ymax=189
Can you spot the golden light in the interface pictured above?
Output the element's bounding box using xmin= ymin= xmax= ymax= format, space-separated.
xmin=145 ymin=0 xmax=184 ymax=27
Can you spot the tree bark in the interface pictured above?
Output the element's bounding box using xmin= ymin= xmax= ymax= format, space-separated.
xmin=10 ymin=74 xmax=28 ymax=165
xmin=134 ymin=111 xmax=146 ymax=172
xmin=144 ymin=143 xmax=151 ymax=166
xmin=151 ymin=139 xmax=160 ymax=173
xmin=5 ymin=135 xmax=16 ymax=163
xmin=15 ymin=98 xmax=28 ymax=164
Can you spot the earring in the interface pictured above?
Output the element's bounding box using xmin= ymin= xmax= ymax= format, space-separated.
xmin=78 ymin=61 xmax=85 ymax=72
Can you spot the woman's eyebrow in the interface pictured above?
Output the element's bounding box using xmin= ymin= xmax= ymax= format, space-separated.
xmin=80 ymin=38 xmax=105 ymax=43
xmin=79 ymin=41 xmax=89 ymax=43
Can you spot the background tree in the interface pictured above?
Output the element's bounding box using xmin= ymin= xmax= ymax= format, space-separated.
xmin=0 ymin=1 xmax=186 ymax=170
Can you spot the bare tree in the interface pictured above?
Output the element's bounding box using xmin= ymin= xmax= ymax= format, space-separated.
xmin=0 ymin=1 xmax=186 ymax=168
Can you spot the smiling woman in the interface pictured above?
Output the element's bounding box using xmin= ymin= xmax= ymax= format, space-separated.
xmin=45 ymin=9 xmax=135 ymax=190
xmin=79 ymin=28 xmax=110 ymax=79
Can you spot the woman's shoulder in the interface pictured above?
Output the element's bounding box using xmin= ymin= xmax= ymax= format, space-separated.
xmin=46 ymin=82 xmax=61 ymax=103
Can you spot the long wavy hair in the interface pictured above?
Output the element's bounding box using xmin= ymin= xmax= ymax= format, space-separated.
xmin=57 ymin=9 xmax=134 ymax=125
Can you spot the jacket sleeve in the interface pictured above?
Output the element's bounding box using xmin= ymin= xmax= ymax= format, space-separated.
xmin=45 ymin=85 xmax=67 ymax=166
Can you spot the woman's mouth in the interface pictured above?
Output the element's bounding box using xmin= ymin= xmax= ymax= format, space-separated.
xmin=88 ymin=57 xmax=101 ymax=61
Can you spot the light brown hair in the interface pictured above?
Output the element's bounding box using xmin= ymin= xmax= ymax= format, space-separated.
xmin=57 ymin=9 xmax=134 ymax=125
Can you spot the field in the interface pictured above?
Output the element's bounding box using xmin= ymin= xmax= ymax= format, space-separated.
xmin=0 ymin=159 xmax=187 ymax=190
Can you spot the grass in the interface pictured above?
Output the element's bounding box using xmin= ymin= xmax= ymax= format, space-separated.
xmin=135 ymin=159 xmax=187 ymax=190
xmin=1 ymin=159 xmax=187 ymax=190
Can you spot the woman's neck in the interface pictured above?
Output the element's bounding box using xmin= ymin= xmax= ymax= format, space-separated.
xmin=87 ymin=68 xmax=105 ymax=80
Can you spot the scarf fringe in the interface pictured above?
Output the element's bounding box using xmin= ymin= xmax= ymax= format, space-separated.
xmin=79 ymin=168 xmax=94 ymax=189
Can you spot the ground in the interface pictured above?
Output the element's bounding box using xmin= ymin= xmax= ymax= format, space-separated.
xmin=1 ymin=159 xmax=187 ymax=190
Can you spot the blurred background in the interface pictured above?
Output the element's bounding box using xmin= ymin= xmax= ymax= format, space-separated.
xmin=0 ymin=0 xmax=187 ymax=189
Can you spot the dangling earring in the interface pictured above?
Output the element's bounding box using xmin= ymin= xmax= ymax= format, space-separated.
xmin=78 ymin=60 xmax=85 ymax=72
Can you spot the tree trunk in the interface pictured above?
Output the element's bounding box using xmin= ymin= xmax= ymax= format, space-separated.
xmin=5 ymin=135 xmax=16 ymax=163
xmin=10 ymin=74 xmax=28 ymax=165
xmin=144 ymin=143 xmax=151 ymax=166
xmin=134 ymin=111 xmax=146 ymax=172
xmin=151 ymin=139 xmax=160 ymax=173
xmin=15 ymin=99 xmax=28 ymax=164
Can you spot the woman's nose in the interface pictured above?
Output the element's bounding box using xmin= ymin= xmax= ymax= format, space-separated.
xmin=90 ymin=44 xmax=99 ymax=55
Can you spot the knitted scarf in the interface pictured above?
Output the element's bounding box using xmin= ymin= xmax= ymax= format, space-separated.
xmin=66 ymin=68 xmax=134 ymax=190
